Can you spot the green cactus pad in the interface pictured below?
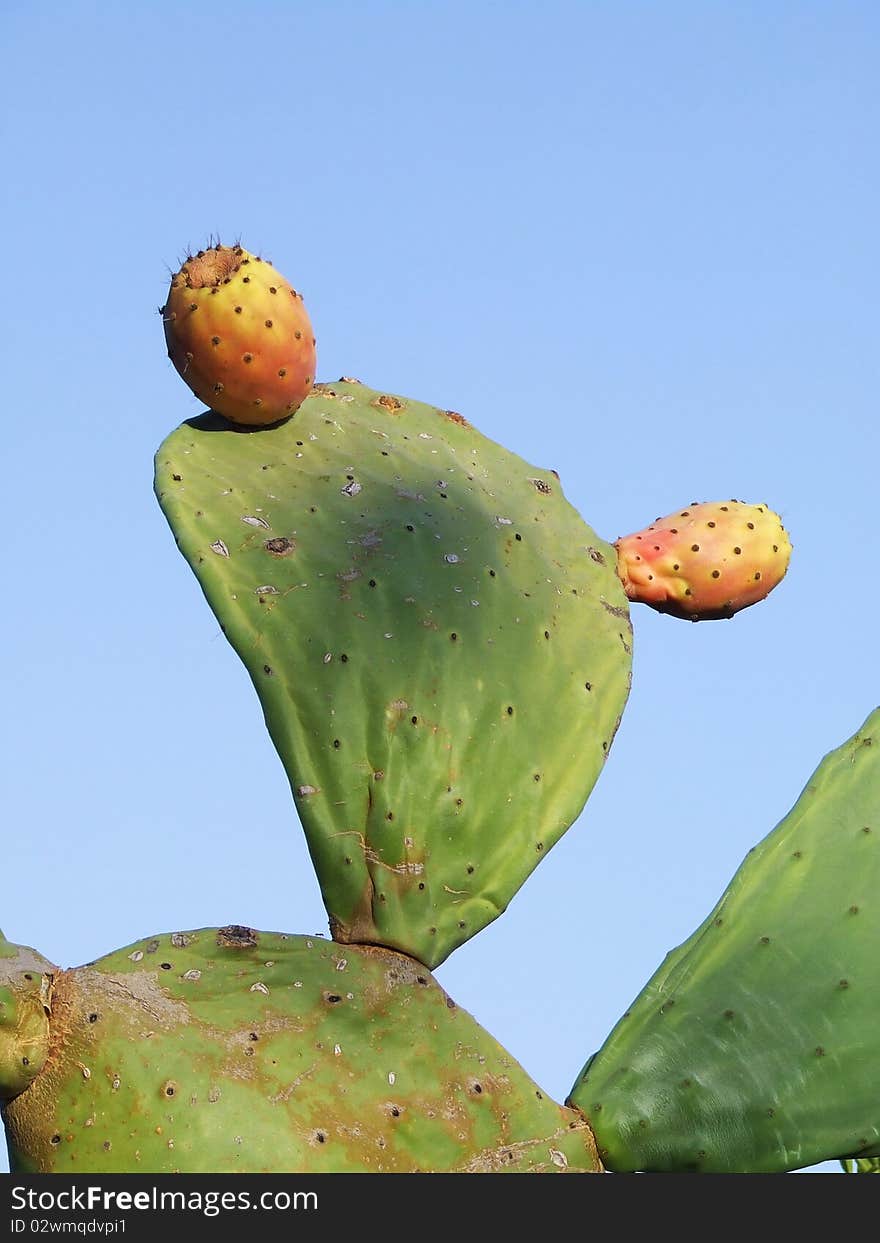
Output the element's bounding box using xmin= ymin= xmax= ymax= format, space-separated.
xmin=3 ymin=926 xmax=600 ymax=1173
xmin=0 ymin=936 xmax=56 ymax=1102
xmin=841 ymin=1157 xmax=880 ymax=1173
xmin=155 ymin=381 xmax=632 ymax=966
xmin=569 ymin=708 xmax=880 ymax=1173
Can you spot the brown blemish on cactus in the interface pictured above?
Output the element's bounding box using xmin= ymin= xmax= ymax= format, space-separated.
xmin=441 ymin=410 xmax=471 ymax=427
xmin=373 ymin=395 xmax=405 ymax=413
xmin=265 ymin=537 xmax=295 ymax=557
xmin=216 ymin=926 xmax=258 ymax=949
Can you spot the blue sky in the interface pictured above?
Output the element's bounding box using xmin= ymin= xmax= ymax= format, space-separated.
xmin=3 ymin=1 xmax=878 ymax=1175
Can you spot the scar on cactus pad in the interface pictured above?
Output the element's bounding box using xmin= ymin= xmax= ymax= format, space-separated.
xmin=615 ymin=500 xmax=792 ymax=621
xmin=162 ymin=244 xmax=316 ymax=427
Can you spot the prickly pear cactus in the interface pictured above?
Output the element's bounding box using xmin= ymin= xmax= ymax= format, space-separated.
xmin=570 ymin=708 xmax=880 ymax=1173
xmin=154 ymin=381 xmax=633 ymax=967
xmin=1 ymin=926 xmax=599 ymax=1174
xmin=5 ymin=237 xmax=873 ymax=1178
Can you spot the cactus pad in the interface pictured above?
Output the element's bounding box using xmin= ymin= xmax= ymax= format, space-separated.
xmin=155 ymin=380 xmax=632 ymax=966
xmin=0 ymin=936 xmax=54 ymax=1103
xmin=570 ymin=708 xmax=880 ymax=1172
xmin=2 ymin=926 xmax=600 ymax=1174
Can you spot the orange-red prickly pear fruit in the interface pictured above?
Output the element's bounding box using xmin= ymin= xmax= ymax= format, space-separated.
xmin=162 ymin=243 xmax=316 ymax=427
xmin=614 ymin=500 xmax=792 ymax=621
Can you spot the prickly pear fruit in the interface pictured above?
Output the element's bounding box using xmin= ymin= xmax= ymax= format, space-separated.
xmin=162 ymin=243 xmax=316 ymax=427
xmin=569 ymin=708 xmax=880 ymax=1173
xmin=2 ymin=926 xmax=601 ymax=1174
xmin=155 ymin=380 xmax=633 ymax=969
xmin=614 ymin=500 xmax=791 ymax=620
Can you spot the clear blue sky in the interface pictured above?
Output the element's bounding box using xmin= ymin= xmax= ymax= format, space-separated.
xmin=3 ymin=1 xmax=878 ymax=1175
